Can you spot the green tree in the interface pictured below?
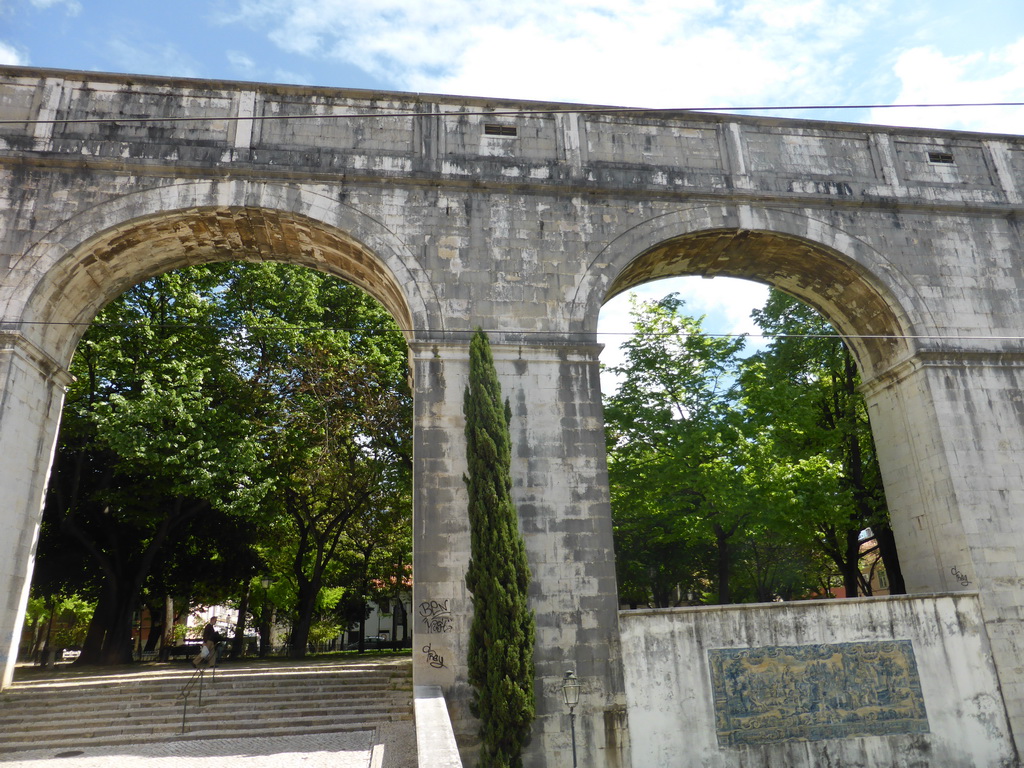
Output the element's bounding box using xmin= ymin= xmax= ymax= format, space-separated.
xmin=38 ymin=261 xmax=413 ymax=664
xmin=43 ymin=265 xmax=263 ymax=664
xmin=463 ymin=329 xmax=536 ymax=768
xmin=604 ymin=294 xmax=747 ymax=604
xmin=266 ymin=349 xmax=412 ymax=658
xmin=604 ymin=289 xmax=903 ymax=606
xmin=333 ymin=487 xmax=412 ymax=652
xmin=740 ymin=288 xmax=903 ymax=596
xmin=22 ymin=594 xmax=93 ymax=658
xmin=727 ymin=442 xmax=842 ymax=601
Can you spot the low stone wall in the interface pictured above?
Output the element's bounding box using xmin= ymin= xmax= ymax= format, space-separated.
xmin=414 ymin=685 xmax=464 ymax=768
xmin=619 ymin=593 xmax=1016 ymax=768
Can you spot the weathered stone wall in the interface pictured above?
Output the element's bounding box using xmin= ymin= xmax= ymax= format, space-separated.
xmin=620 ymin=595 xmax=1017 ymax=768
xmin=1 ymin=66 xmax=1024 ymax=766
xmin=410 ymin=341 xmax=628 ymax=765
xmin=0 ymin=334 xmax=69 ymax=684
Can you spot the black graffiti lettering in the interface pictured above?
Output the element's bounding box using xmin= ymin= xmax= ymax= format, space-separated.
xmin=950 ymin=565 xmax=971 ymax=587
xmin=419 ymin=599 xmax=453 ymax=633
xmin=422 ymin=643 xmax=447 ymax=669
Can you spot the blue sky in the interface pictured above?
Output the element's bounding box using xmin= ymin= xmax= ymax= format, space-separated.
xmin=2 ymin=0 xmax=1023 ymax=372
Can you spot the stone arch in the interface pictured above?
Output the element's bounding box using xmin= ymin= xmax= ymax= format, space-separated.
xmin=575 ymin=205 xmax=932 ymax=382
xmin=573 ymin=202 xmax=945 ymax=603
xmin=10 ymin=180 xmax=439 ymax=367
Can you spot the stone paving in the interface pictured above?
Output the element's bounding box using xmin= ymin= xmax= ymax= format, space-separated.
xmin=0 ymin=721 xmax=417 ymax=767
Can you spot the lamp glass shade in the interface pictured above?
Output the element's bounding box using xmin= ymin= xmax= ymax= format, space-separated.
xmin=561 ymin=671 xmax=581 ymax=707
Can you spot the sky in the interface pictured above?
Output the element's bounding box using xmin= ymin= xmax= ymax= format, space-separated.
xmin=2 ymin=0 xmax=1024 ymax=375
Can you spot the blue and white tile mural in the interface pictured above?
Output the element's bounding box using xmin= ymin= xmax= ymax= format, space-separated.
xmin=709 ymin=640 xmax=929 ymax=747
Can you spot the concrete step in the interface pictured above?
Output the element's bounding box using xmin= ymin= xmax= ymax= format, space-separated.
xmin=0 ymin=721 xmax=384 ymax=754
xmin=8 ymin=667 xmax=402 ymax=693
xmin=0 ymin=699 xmax=408 ymax=733
xmin=0 ymin=681 xmax=402 ymax=714
xmin=0 ymin=658 xmax=413 ymax=754
xmin=0 ymin=707 xmax=409 ymax=747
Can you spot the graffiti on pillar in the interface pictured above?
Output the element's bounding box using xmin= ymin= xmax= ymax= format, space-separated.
xmin=950 ymin=566 xmax=971 ymax=587
xmin=418 ymin=599 xmax=454 ymax=633
xmin=422 ymin=643 xmax=447 ymax=669
xmin=708 ymin=640 xmax=929 ymax=747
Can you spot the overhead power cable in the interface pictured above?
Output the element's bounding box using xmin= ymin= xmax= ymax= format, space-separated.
xmin=0 ymin=101 xmax=1022 ymax=127
xmin=10 ymin=319 xmax=1024 ymax=344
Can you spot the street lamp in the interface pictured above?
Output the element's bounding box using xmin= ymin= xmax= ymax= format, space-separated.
xmin=561 ymin=670 xmax=581 ymax=768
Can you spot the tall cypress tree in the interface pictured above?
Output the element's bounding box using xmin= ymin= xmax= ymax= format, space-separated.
xmin=463 ymin=329 xmax=536 ymax=768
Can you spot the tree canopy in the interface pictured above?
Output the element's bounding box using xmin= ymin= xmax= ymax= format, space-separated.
xmin=35 ymin=261 xmax=412 ymax=663
xmin=604 ymin=288 xmax=902 ymax=607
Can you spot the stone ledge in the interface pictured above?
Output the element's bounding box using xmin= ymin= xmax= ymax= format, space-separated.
xmin=413 ymin=685 xmax=463 ymax=768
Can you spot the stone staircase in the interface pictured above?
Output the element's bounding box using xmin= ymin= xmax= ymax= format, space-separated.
xmin=0 ymin=657 xmax=413 ymax=755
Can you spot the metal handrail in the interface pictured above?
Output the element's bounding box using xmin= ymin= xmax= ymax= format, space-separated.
xmin=177 ymin=643 xmax=223 ymax=734
xmin=177 ymin=666 xmax=205 ymax=734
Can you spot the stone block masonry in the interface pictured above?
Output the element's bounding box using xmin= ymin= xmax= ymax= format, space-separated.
xmin=1 ymin=65 xmax=1024 ymax=766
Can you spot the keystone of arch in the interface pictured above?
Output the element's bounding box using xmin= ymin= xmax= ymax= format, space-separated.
xmin=8 ymin=179 xmax=440 ymax=368
xmin=573 ymin=204 xmax=934 ymax=382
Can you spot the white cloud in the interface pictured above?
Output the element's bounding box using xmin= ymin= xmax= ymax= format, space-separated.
xmin=231 ymin=0 xmax=890 ymax=108
xmin=27 ymin=0 xmax=81 ymax=14
xmin=104 ymin=39 xmax=201 ymax=80
xmin=272 ymin=69 xmax=312 ymax=86
xmin=227 ymin=50 xmax=257 ymax=74
xmin=0 ymin=41 xmax=26 ymax=66
xmin=867 ymin=39 xmax=1024 ymax=135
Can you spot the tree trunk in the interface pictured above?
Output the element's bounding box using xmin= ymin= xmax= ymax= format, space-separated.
xmin=42 ymin=598 xmax=56 ymax=657
xmin=160 ymin=595 xmax=175 ymax=661
xmin=232 ymin=581 xmax=251 ymax=659
xmin=290 ymin=578 xmax=319 ymax=659
xmin=714 ymin=524 xmax=732 ymax=604
xmin=77 ymin=581 xmax=117 ymax=664
xmin=143 ymin=601 xmax=162 ymax=653
xmin=99 ymin=599 xmax=137 ymax=665
xmin=28 ymin=615 xmax=43 ymax=660
xmin=259 ymin=607 xmax=270 ymax=658
xmin=874 ymin=524 xmax=906 ymax=594
xmin=841 ymin=528 xmax=861 ymax=598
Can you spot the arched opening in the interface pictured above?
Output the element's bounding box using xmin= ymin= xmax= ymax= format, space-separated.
xmin=14 ymin=208 xmax=418 ymax=669
xmin=598 ymin=227 xmax=914 ymax=607
xmin=17 ymin=206 xmax=418 ymax=368
xmin=603 ymin=228 xmax=913 ymax=380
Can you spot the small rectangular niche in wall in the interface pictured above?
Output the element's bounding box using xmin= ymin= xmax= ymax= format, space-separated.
xmin=927 ymin=151 xmax=955 ymax=165
xmin=484 ymin=124 xmax=518 ymax=137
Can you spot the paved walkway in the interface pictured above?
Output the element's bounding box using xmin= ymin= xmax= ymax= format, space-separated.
xmin=0 ymin=723 xmax=417 ymax=767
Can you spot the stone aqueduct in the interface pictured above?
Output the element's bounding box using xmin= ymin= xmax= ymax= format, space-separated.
xmin=2 ymin=66 xmax=1024 ymax=766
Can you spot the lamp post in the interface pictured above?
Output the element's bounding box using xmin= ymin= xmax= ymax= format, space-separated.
xmin=561 ymin=670 xmax=581 ymax=768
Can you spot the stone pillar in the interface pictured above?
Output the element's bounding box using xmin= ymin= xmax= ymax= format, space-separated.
xmin=0 ymin=332 xmax=70 ymax=687
xmin=410 ymin=339 xmax=631 ymax=768
xmin=861 ymin=358 xmax=975 ymax=594
xmin=863 ymin=352 xmax=1024 ymax=752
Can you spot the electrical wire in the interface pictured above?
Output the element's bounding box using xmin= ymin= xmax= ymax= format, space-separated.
xmin=8 ymin=319 xmax=1024 ymax=343
xmin=2 ymin=95 xmax=1022 ymax=344
xmin=0 ymin=102 xmax=1022 ymax=127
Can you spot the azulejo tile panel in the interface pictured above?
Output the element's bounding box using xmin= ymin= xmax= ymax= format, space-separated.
xmin=708 ymin=640 xmax=929 ymax=747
